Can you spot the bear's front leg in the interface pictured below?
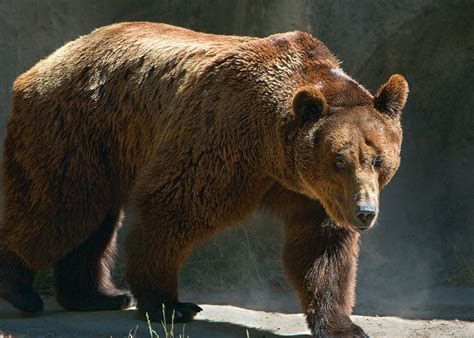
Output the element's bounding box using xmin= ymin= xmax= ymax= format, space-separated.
xmin=263 ymin=184 xmax=367 ymax=337
xmin=283 ymin=217 xmax=366 ymax=337
xmin=125 ymin=222 xmax=203 ymax=323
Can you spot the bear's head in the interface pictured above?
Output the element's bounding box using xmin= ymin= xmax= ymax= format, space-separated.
xmin=288 ymin=73 xmax=408 ymax=231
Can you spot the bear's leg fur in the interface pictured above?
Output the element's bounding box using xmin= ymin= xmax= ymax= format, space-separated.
xmin=283 ymin=219 xmax=366 ymax=337
xmin=54 ymin=212 xmax=134 ymax=311
xmin=0 ymin=244 xmax=43 ymax=313
xmin=125 ymin=222 xmax=203 ymax=323
xmin=263 ymin=184 xmax=367 ymax=337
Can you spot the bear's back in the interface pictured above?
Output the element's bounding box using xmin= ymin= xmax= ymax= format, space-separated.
xmin=13 ymin=22 xmax=256 ymax=98
xmin=6 ymin=23 xmax=271 ymax=204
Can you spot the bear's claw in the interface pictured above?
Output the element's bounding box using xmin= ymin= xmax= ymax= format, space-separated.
xmin=0 ymin=282 xmax=44 ymax=314
xmin=141 ymin=301 xmax=202 ymax=323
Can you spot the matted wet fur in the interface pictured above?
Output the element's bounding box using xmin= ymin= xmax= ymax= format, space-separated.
xmin=0 ymin=22 xmax=408 ymax=336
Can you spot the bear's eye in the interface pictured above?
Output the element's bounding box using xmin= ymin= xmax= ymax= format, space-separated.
xmin=335 ymin=155 xmax=347 ymax=169
xmin=372 ymin=155 xmax=384 ymax=168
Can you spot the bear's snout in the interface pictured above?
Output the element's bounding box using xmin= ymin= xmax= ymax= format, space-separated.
xmin=355 ymin=204 xmax=377 ymax=230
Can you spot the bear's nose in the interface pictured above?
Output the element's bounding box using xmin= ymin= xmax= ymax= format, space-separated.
xmin=355 ymin=205 xmax=376 ymax=229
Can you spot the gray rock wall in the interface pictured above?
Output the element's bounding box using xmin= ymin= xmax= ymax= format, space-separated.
xmin=0 ymin=0 xmax=472 ymax=318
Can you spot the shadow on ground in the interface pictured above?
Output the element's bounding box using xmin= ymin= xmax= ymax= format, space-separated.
xmin=0 ymin=299 xmax=308 ymax=338
xmin=1 ymin=298 xmax=474 ymax=337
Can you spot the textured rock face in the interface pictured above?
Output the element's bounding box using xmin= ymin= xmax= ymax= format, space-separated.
xmin=0 ymin=0 xmax=472 ymax=317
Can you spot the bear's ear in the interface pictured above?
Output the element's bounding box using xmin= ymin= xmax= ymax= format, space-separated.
xmin=292 ymin=86 xmax=328 ymax=124
xmin=373 ymin=74 xmax=409 ymax=117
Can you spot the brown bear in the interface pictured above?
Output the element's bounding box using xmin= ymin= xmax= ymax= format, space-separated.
xmin=0 ymin=22 xmax=408 ymax=336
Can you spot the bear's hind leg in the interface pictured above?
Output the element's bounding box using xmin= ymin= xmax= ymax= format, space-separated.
xmin=54 ymin=212 xmax=134 ymax=311
xmin=0 ymin=244 xmax=43 ymax=313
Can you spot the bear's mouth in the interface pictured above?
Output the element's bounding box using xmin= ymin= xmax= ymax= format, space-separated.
xmin=325 ymin=198 xmax=377 ymax=232
xmin=304 ymin=185 xmax=377 ymax=232
xmin=347 ymin=206 xmax=378 ymax=232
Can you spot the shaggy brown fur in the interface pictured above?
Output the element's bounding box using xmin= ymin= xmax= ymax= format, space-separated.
xmin=0 ymin=22 xmax=408 ymax=336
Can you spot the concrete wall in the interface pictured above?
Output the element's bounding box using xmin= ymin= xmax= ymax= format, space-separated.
xmin=1 ymin=0 xmax=473 ymax=318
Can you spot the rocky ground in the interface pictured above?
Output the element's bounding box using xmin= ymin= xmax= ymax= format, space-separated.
xmin=1 ymin=299 xmax=473 ymax=337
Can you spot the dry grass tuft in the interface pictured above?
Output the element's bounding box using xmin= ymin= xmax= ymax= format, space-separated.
xmin=128 ymin=304 xmax=189 ymax=338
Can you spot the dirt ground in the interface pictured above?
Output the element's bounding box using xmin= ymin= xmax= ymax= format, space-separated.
xmin=1 ymin=299 xmax=473 ymax=337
